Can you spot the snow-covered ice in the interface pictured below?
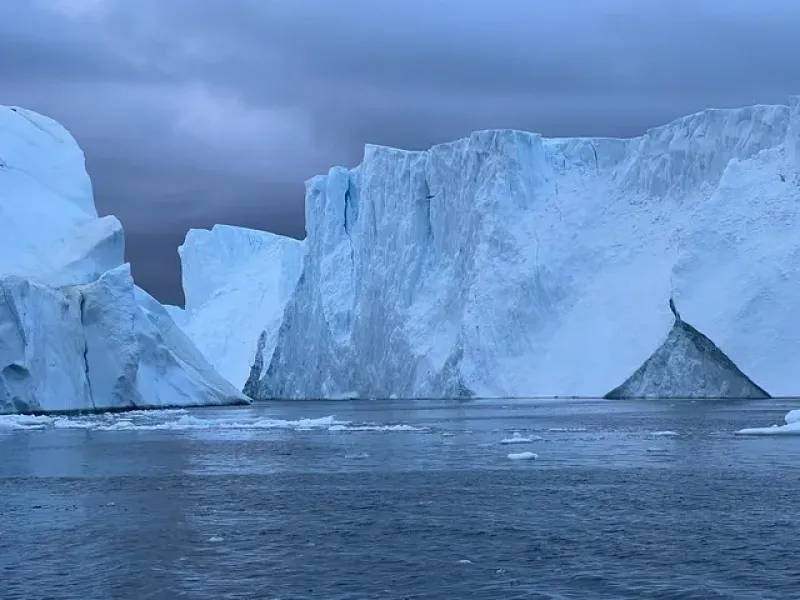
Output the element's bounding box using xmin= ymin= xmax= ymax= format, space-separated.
xmin=605 ymin=302 xmax=770 ymax=398
xmin=0 ymin=105 xmax=247 ymax=413
xmin=242 ymin=97 xmax=800 ymax=400
xmin=736 ymin=409 xmax=800 ymax=435
xmin=173 ymin=225 xmax=304 ymax=390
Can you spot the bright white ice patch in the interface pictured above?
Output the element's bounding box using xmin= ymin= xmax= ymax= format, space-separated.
xmin=328 ymin=423 xmax=426 ymax=432
xmin=0 ymin=409 xmax=423 ymax=433
xmin=546 ymin=427 xmax=588 ymax=433
xmin=0 ymin=414 xmax=53 ymax=430
xmin=736 ymin=409 xmax=800 ymax=435
xmin=507 ymin=451 xmax=538 ymax=460
xmin=499 ymin=432 xmax=541 ymax=444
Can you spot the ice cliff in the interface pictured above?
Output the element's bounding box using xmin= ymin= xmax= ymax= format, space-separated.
xmin=170 ymin=225 xmax=304 ymax=390
xmin=0 ymin=106 xmax=247 ymax=413
xmin=237 ymin=96 xmax=800 ymax=399
xmin=605 ymin=299 xmax=770 ymax=399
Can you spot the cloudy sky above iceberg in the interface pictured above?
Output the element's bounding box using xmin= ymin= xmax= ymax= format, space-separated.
xmin=2 ymin=0 xmax=800 ymax=303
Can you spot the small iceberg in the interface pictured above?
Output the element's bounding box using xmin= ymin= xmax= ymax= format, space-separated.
xmin=507 ymin=451 xmax=538 ymax=460
xmin=605 ymin=298 xmax=770 ymax=399
xmin=737 ymin=409 xmax=800 ymax=435
xmin=499 ymin=432 xmax=541 ymax=444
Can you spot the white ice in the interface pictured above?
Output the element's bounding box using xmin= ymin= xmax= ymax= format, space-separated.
xmin=736 ymin=409 xmax=800 ymax=435
xmin=0 ymin=409 xmax=424 ymax=433
xmin=507 ymin=451 xmax=538 ymax=460
xmin=240 ymin=96 xmax=800 ymax=399
xmin=0 ymin=105 xmax=246 ymax=413
xmin=174 ymin=225 xmax=304 ymax=390
xmin=499 ymin=432 xmax=541 ymax=444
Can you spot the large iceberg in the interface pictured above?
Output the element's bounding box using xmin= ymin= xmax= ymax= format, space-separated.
xmin=170 ymin=225 xmax=304 ymax=390
xmin=240 ymin=97 xmax=800 ymax=400
xmin=0 ymin=105 xmax=247 ymax=413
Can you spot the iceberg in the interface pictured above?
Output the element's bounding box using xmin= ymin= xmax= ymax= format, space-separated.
xmin=737 ymin=409 xmax=800 ymax=435
xmin=238 ymin=96 xmax=800 ymax=400
xmin=0 ymin=105 xmax=247 ymax=414
xmin=174 ymin=225 xmax=304 ymax=390
xmin=604 ymin=299 xmax=770 ymax=399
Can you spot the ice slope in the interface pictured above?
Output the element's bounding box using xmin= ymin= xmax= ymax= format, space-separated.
xmin=0 ymin=105 xmax=247 ymax=413
xmin=250 ymin=97 xmax=800 ymax=399
xmin=175 ymin=225 xmax=304 ymax=389
xmin=605 ymin=301 xmax=770 ymax=399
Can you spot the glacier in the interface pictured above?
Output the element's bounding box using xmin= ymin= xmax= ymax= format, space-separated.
xmin=170 ymin=225 xmax=304 ymax=390
xmin=235 ymin=96 xmax=800 ymax=400
xmin=0 ymin=105 xmax=247 ymax=413
xmin=604 ymin=299 xmax=770 ymax=399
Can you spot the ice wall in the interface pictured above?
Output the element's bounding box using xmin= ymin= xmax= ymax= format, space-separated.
xmin=0 ymin=105 xmax=247 ymax=413
xmin=175 ymin=225 xmax=304 ymax=389
xmin=249 ymin=98 xmax=800 ymax=399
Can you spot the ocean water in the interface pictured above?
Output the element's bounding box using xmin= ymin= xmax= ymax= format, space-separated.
xmin=1 ymin=398 xmax=799 ymax=599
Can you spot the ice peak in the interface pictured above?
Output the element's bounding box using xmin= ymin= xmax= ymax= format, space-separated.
xmin=0 ymin=104 xmax=247 ymax=413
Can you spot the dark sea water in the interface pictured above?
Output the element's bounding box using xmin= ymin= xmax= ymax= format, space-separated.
xmin=1 ymin=398 xmax=799 ymax=600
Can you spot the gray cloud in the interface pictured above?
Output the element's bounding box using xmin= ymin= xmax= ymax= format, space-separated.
xmin=2 ymin=0 xmax=800 ymax=303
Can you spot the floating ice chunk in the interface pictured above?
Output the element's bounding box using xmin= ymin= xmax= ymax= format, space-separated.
xmin=546 ymin=427 xmax=587 ymax=433
xmin=327 ymin=423 xmax=425 ymax=432
xmin=499 ymin=432 xmax=541 ymax=444
xmin=0 ymin=414 xmax=52 ymax=430
xmin=737 ymin=409 xmax=800 ymax=435
xmin=1 ymin=410 xmax=432 ymax=434
xmin=507 ymin=451 xmax=538 ymax=460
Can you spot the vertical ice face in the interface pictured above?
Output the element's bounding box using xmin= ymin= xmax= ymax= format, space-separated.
xmin=788 ymin=96 xmax=800 ymax=171
xmin=0 ymin=106 xmax=110 ymax=283
xmin=248 ymin=99 xmax=800 ymax=399
xmin=0 ymin=105 xmax=247 ymax=413
xmin=175 ymin=225 xmax=305 ymax=390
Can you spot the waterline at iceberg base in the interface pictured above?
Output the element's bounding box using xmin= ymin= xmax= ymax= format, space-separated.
xmin=209 ymin=97 xmax=800 ymax=401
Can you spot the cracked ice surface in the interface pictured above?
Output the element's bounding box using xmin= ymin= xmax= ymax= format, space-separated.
xmin=247 ymin=98 xmax=800 ymax=399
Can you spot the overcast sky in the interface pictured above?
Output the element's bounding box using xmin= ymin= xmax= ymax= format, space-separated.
xmin=2 ymin=0 xmax=800 ymax=304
